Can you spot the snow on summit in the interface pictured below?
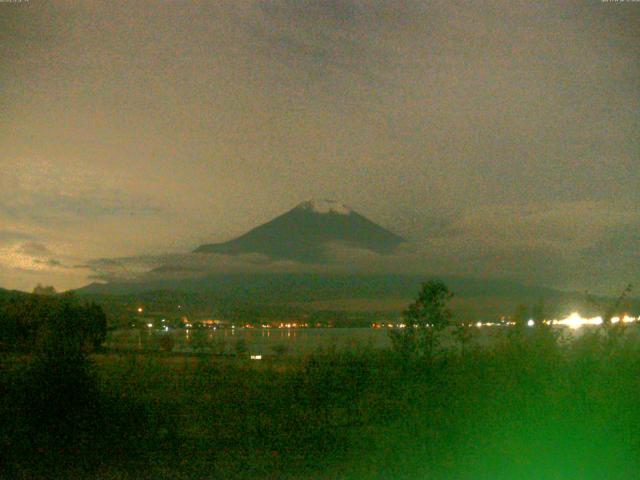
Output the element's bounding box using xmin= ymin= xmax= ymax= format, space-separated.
xmin=297 ymin=199 xmax=352 ymax=215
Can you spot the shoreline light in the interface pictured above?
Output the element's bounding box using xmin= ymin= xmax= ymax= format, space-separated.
xmin=554 ymin=312 xmax=603 ymax=330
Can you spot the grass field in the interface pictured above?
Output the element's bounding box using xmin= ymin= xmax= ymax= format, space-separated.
xmin=3 ymin=326 xmax=640 ymax=479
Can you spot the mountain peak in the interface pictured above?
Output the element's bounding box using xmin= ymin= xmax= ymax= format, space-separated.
xmin=296 ymin=199 xmax=352 ymax=215
xmin=194 ymin=199 xmax=405 ymax=262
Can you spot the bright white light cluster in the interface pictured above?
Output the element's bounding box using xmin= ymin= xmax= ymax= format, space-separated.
xmin=467 ymin=313 xmax=639 ymax=330
xmin=549 ymin=312 xmax=639 ymax=330
xmin=552 ymin=312 xmax=602 ymax=329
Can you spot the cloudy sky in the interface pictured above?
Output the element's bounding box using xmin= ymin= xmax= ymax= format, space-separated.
xmin=1 ymin=0 xmax=638 ymax=293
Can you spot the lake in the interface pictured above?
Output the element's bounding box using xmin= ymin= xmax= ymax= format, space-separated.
xmin=104 ymin=324 xmax=526 ymax=356
xmin=106 ymin=327 xmax=394 ymax=356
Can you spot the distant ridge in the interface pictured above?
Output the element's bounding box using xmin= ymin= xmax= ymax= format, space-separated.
xmin=194 ymin=199 xmax=406 ymax=263
xmin=76 ymin=273 xmax=559 ymax=300
xmin=73 ymin=273 xmax=634 ymax=322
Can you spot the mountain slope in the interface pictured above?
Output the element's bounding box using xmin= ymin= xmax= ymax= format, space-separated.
xmin=74 ymin=272 xmax=635 ymax=321
xmin=76 ymin=273 xmax=559 ymax=301
xmin=194 ymin=199 xmax=406 ymax=263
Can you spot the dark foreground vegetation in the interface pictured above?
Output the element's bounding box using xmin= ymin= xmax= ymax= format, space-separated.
xmin=2 ymin=285 xmax=640 ymax=479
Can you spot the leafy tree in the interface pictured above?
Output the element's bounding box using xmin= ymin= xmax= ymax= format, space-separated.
xmin=512 ymin=304 xmax=529 ymax=327
xmin=531 ymin=300 xmax=546 ymax=323
xmin=588 ymin=284 xmax=633 ymax=346
xmin=0 ymin=294 xmax=108 ymax=353
xmin=85 ymin=302 xmax=108 ymax=350
xmin=32 ymin=284 xmax=57 ymax=296
xmin=506 ymin=303 xmax=529 ymax=343
xmin=453 ymin=321 xmax=473 ymax=356
xmin=389 ymin=280 xmax=453 ymax=360
xmin=404 ymin=280 xmax=454 ymax=330
xmin=587 ymin=284 xmax=632 ymax=326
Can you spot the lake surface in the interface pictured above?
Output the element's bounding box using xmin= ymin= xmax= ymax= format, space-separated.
xmin=106 ymin=324 xmax=639 ymax=356
xmin=106 ymin=327 xmax=394 ymax=356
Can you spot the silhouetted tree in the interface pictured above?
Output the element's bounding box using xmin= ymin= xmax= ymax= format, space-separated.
xmin=0 ymin=294 xmax=108 ymax=353
xmin=505 ymin=303 xmax=532 ymax=344
xmin=531 ymin=300 xmax=546 ymax=323
xmin=454 ymin=321 xmax=473 ymax=356
xmin=588 ymin=284 xmax=633 ymax=346
xmin=32 ymin=284 xmax=57 ymax=296
xmin=390 ymin=280 xmax=453 ymax=360
xmin=512 ymin=304 xmax=529 ymax=327
xmin=85 ymin=302 xmax=108 ymax=350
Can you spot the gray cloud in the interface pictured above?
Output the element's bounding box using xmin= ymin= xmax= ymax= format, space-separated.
xmin=17 ymin=241 xmax=53 ymax=257
xmin=249 ymin=0 xmax=398 ymax=80
xmin=0 ymin=232 xmax=92 ymax=293
xmin=1 ymin=1 xmax=638 ymax=293
xmin=0 ymin=159 xmax=163 ymax=226
xmin=0 ymin=191 xmax=162 ymax=223
xmin=0 ymin=230 xmax=33 ymax=243
xmin=574 ymin=223 xmax=640 ymax=293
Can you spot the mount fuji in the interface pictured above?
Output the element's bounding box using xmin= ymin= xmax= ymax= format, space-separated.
xmin=194 ymin=199 xmax=406 ymax=263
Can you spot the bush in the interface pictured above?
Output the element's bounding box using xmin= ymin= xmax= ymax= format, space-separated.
xmin=159 ymin=333 xmax=176 ymax=352
xmin=0 ymin=293 xmax=107 ymax=353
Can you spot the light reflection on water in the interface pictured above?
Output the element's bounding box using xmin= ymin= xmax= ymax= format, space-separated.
xmin=106 ymin=324 xmax=640 ymax=356
xmin=106 ymin=328 xmax=391 ymax=355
